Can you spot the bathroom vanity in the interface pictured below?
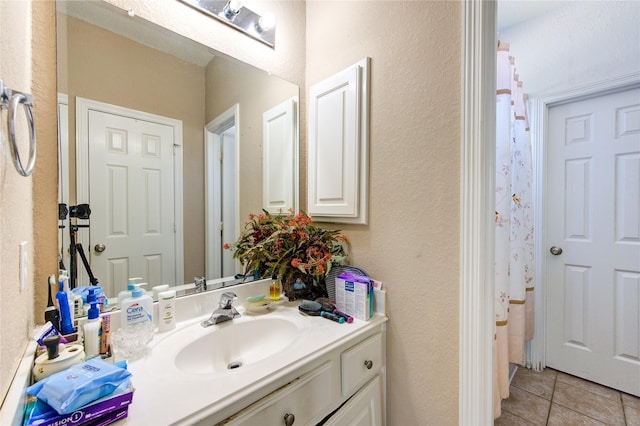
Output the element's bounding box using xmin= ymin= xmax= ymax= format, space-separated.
xmin=119 ymin=281 xmax=387 ymax=425
xmin=0 ymin=280 xmax=386 ymax=426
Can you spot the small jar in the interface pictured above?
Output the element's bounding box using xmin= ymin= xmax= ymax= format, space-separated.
xmin=269 ymin=275 xmax=281 ymax=301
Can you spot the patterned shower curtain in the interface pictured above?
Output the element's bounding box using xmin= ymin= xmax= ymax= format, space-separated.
xmin=493 ymin=41 xmax=535 ymax=419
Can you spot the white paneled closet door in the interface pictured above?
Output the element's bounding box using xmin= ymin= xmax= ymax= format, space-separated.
xmin=308 ymin=58 xmax=369 ymax=224
xmin=88 ymin=110 xmax=176 ymax=296
xmin=545 ymin=87 xmax=640 ymax=396
xmin=263 ymin=97 xmax=298 ymax=215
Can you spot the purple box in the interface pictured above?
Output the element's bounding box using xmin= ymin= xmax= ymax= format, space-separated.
xmin=82 ymin=406 xmax=129 ymax=426
xmin=24 ymin=384 xmax=133 ymax=426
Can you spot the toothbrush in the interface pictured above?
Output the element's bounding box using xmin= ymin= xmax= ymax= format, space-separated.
xmin=44 ymin=275 xmax=60 ymax=330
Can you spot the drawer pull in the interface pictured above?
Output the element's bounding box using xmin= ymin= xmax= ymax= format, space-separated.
xmin=364 ymin=360 xmax=373 ymax=369
xmin=284 ymin=413 xmax=295 ymax=426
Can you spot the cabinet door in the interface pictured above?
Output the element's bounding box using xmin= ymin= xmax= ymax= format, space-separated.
xmin=308 ymin=58 xmax=369 ymax=224
xmin=263 ymin=97 xmax=298 ymax=214
xmin=222 ymin=361 xmax=339 ymax=426
xmin=324 ymin=374 xmax=384 ymax=426
xmin=341 ymin=332 xmax=383 ymax=397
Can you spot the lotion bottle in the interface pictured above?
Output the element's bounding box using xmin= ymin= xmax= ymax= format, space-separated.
xmin=121 ymin=288 xmax=153 ymax=328
xmin=157 ymin=290 xmax=176 ymax=332
xmin=83 ymin=288 xmax=102 ymax=359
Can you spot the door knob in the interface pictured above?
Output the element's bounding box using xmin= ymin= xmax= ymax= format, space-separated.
xmin=364 ymin=360 xmax=373 ymax=369
xmin=549 ymin=246 xmax=563 ymax=256
xmin=94 ymin=243 xmax=106 ymax=253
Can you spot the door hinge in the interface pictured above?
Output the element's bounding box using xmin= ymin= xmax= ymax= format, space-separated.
xmin=218 ymin=221 xmax=224 ymax=231
xmin=218 ymin=151 xmax=223 ymax=162
xmin=173 ymin=223 xmax=177 ymax=233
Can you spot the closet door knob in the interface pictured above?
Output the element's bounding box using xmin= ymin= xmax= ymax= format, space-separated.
xmin=364 ymin=360 xmax=373 ymax=369
xmin=550 ymin=246 xmax=563 ymax=256
xmin=94 ymin=243 xmax=106 ymax=253
xmin=284 ymin=413 xmax=295 ymax=426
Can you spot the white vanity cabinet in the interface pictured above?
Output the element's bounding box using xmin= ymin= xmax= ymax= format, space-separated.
xmin=217 ymin=329 xmax=386 ymax=426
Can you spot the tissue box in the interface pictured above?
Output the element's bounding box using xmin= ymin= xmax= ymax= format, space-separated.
xmin=335 ymin=273 xmax=373 ymax=321
xmin=23 ymin=383 xmax=133 ymax=426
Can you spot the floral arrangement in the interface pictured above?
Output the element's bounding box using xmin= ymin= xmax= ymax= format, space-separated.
xmin=225 ymin=210 xmax=348 ymax=296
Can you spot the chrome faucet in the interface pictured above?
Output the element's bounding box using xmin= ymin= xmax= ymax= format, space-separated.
xmin=201 ymin=292 xmax=241 ymax=327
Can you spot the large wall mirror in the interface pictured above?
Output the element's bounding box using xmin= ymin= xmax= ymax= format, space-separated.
xmin=56 ymin=0 xmax=299 ymax=300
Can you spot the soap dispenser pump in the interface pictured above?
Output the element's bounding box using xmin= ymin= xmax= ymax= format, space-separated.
xmin=117 ymin=277 xmax=143 ymax=307
xmin=83 ymin=288 xmax=102 ymax=359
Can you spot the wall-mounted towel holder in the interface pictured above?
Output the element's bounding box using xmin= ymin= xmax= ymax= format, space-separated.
xmin=0 ymin=79 xmax=36 ymax=177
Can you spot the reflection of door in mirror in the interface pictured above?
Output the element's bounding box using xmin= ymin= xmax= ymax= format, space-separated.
xmin=76 ymin=99 xmax=183 ymax=297
xmin=58 ymin=94 xmax=71 ymax=277
xmin=206 ymin=105 xmax=239 ymax=280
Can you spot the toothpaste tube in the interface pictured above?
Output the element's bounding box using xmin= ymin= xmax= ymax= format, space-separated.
xmin=33 ymin=322 xmax=68 ymax=347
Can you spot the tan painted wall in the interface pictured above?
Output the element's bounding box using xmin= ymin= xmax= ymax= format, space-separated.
xmin=305 ymin=2 xmax=461 ymax=424
xmin=0 ymin=0 xmax=57 ymax=400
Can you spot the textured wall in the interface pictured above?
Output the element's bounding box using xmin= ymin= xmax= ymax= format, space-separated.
xmin=305 ymin=2 xmax=461 ymax=424
xmin=499 ymin=1 xmax=640 ymax=95
xmin=0 ymin=0 xmax=57 ymax=401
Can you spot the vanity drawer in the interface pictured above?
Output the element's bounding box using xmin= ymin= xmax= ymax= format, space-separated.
xmin=222 ymin=361 xmax=339 ymax=426
xmin=341 ymin=332 xmax=383 ymax=397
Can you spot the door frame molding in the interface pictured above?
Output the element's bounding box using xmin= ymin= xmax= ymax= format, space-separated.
xmin=75 ymin=97 xmax=184 ymax=285
xmin=204 ymin=104 xmax=240 ymax=279
xmin=528 ymin=71 xmax=640 ymax=371
xmin=459 ymin=1 xmax=497 ymax=423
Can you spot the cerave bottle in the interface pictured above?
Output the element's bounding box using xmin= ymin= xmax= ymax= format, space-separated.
xmin=120 ymin=288 xmax=153 ymax=328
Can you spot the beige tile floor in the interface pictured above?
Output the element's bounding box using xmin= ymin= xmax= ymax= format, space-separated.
xmin=495 ymin=367 xmax=640 ymax=425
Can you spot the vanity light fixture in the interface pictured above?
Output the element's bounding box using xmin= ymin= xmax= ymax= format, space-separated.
xmin=178 ymin=0 xmax=276 ymax=47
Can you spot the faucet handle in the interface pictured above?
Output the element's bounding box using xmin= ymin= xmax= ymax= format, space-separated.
xmin=219 ymin=292 xmax=237 ymax=309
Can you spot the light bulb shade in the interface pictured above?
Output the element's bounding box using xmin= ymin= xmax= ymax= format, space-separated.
xmin=229 ymin=0 xmax=243 ymax=13
xmin=258 ymin=12 xmax=276 ymax=32
xmin=223 ymin=0 xmax=243 ymax=20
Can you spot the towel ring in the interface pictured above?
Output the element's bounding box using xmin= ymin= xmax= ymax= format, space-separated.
xmin=7 ymin=92 xmax=36 ymax=177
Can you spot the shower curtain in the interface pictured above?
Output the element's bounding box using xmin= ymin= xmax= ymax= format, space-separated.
xmin=493 ymin=41 xmax=535 ymax=419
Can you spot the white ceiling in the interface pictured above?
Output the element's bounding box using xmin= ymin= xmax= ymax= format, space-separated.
xmin=498 ymin=1 xmax=571 ymax=32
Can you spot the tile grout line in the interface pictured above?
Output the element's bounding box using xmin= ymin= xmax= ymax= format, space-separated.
xmin=545 ymin=373 xmax=557 ymax=425
xmin=551 ymin=378 xmax=626 ymax=425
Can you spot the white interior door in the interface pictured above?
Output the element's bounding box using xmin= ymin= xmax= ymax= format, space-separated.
xmin=263 ymin=97 xmax=298 ymax=214
xmin=57 ymin=94 xmax=71 ymax=277
xmin=220 ymin=127 xmax=237 ymax=277
xmin=87 ymin=110 xmax=176 ymax=296
xmin=205 ymin=105 xmax=240 ymax=280
xmin=545 ymin=87 xmax=640 ymax=396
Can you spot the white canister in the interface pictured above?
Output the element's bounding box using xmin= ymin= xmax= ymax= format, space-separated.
xmin=32 ymin=344 xmax=85 ymax=382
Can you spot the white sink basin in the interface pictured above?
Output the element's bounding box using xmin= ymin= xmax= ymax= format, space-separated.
xmin=172 ymin=317 xmax=299 ymax=374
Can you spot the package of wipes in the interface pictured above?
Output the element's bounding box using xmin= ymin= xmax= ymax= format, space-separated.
xmin=26 ymin=358 xmax=131 ymax=414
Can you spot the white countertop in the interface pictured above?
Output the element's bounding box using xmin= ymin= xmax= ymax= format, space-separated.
xmin=121 ymin=301 xmax=387 ymax=425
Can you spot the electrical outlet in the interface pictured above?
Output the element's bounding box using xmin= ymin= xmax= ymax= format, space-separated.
xmin=19 ymin=241 xmax=27 ymax=291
